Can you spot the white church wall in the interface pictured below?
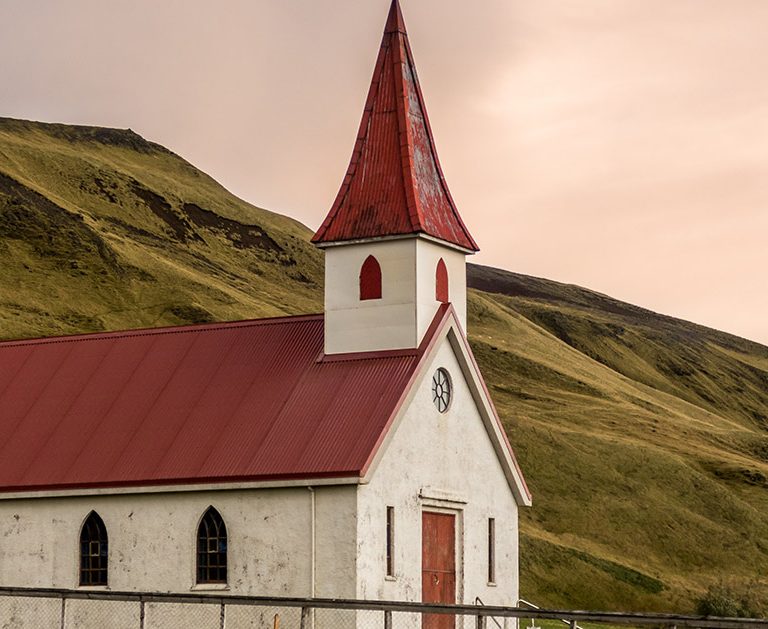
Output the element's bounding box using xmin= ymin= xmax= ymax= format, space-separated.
xmin=355 ymin=335 xmax=520 ymax=609
xmin=324 ymin=237 xmax=468 ymax=355
xmin=324 ymin=238 xmax=418 ymax=354
xmin=0 ymin=484 xmax=357 ymax=598
xmin=314 ymin=485 xmax=358 ymax=598
xmin=415 ymin=238 xmax=467 ymax=337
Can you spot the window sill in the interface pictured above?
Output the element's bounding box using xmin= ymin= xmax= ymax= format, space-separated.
xmin=385 ymin=576 xmax=397 ymax=582
xmin=191 ymin=583 xmax=230 ymax=592
xmin=77 ymin=585 xmax=109 ymax=591
xmin=486 ymin=582 xmax=497 ymax=588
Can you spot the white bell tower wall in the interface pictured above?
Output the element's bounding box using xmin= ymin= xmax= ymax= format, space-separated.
xmin=415 ymin=238 xmax=467 ymax=336
xmin=323 ymin=237 xmax=467 ymax=355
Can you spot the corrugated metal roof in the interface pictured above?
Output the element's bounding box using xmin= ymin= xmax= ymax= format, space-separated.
xmin=312 ymin=0 xmax=479 ymax=252
xmin=0 ymin=315 xmax=422 ymax=492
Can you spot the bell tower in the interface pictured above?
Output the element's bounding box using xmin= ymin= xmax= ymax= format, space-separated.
xmin=313 ymin=0 xmax=478 ymax=355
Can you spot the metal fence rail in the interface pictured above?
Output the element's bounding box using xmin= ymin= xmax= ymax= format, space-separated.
xmin=0 ymin=586 xmax=766 ymax=629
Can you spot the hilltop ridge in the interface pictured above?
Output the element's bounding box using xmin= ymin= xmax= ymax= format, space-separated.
xmin=1 ymin=117 xmax=768 ymax=612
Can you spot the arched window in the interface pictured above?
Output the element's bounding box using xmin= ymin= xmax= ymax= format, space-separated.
xmin=436 ymin=258 xmax=449 ymax=303
xmin=80 ymin=511 xmax=108 ymax=586
xmin=197 ymin=507 xmax=228 ymax=584
xmin=359 ymin=255 xmax=382 ymax=301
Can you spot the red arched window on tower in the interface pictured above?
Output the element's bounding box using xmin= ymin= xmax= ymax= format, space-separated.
xmin=360 ymin=255 xmax=382 ymax=300
xmin=436 ymin=258 xmax=449 ymax=303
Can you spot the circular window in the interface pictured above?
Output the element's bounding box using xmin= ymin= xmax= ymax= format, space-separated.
xmin=431 ymin=368 xmax=452 ymax=413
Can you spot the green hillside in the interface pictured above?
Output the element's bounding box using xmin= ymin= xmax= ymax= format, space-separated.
xmin=468 ymin=267 xmax=768 ymax=612
xmin=0 ymin=117 xmax=322 ymax=339
xmin=2 ymin=117 xmax=768 ymax=614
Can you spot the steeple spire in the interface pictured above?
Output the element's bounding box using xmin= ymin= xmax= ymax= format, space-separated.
xmin=312 ymin=0 xmax=478 ymax=252
xmin=384 ymin=0 xmax=407 ymax=34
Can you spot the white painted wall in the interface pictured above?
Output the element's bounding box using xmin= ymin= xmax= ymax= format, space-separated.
xmin=324 ymin=238 xmax=418 ymax=354
xmin=355 ymin=336 xmax=520 ymax=610
xmin=0 ymin=485 xmax=357 ymax=598
xmin=323 ymin=236 xmax=468 ymax=354
xmin=415 ymin=239 xmax=467 ymax=337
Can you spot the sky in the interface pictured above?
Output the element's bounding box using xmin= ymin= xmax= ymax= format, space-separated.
xmin=1 ymin=0 xmax=766 ymax=345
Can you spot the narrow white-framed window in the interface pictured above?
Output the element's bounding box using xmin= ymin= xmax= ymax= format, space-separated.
xmin=386 ymin=506 xmax=395 ymax=578
xmin=488 ymin=517 xmax=496 ymax=584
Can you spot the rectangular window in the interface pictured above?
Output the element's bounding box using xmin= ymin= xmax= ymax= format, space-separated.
xmin=488 ymin=517 xmax=496 ymax=584
xmin=386 ymin=506 xmax=395 ymax=577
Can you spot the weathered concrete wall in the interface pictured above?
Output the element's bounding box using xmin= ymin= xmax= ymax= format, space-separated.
xmin=314 ymin=485 xmax=358 ymax=598
xmin=356 ymin=336 xmax=520 ymax=607
xmin=323 ymin=236 xmax=467 ymax=354
xmin=0 ymin=485 xmax=356 ymax=597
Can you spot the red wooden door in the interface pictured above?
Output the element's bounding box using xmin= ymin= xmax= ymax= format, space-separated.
xmin=422 ymin=511 xmax=456 ymax=629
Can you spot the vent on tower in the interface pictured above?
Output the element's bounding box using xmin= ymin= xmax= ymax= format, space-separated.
xmin=436 ymin=258 xmax=449 ymax=303
xmin=360 ymin=255 xmax=382 ymax=300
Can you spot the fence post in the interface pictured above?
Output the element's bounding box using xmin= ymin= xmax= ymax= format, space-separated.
xmin=476 ymin=613 xmax=486 ymax=629
xmin=384 ymin=609 xmax=392 ymax=629
xmin=220 ymin=601 xmax=226 ymax=629
xmin=300 ymin=606 xmax=311 ymax=629
xmin=569 ymin=620 xmax=576 ymax=629
xmin=59 ymin=597 xmax=66 ymax=629
xmin=140 ymin=600 xmax=146 ymax=629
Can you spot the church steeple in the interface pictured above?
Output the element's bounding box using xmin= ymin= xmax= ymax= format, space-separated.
xmin=312 ymin=0 xmax=478 ymax=252
xmin=317 ymin=0 xmax=475 ymax=355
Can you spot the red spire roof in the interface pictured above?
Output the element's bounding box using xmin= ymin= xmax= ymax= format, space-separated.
xmin=312 ymin=0 xmax=479 ymax=252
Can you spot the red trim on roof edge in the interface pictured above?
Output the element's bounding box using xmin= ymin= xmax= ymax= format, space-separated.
xmin=358 ymin=303 xmax=452 ymax=478
xmin=358 ymin=303 xmax=532 ymax=504
xmin=319 ymin=347 xmax=419 ymax=363
xmin=0 ymin=471 xmax=360 ymax=495
xmin=448 ymin=310 xmax=533 ymax=503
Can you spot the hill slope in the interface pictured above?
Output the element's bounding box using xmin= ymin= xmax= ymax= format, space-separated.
xmin=2 ymin=117 xmax=768 ymax=613
xmin=468 ymin=266 xmax=768 ymax=611
xmin=0 ymin=117 xmax=322 ymax=339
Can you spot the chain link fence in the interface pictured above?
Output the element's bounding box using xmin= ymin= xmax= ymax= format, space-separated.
xmin=0 ymin=587 xmax=766 ymax=629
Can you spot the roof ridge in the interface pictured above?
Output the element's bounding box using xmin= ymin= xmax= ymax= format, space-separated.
xmin=391 ymin=3 xmax=425 ymax=235
xmin=399 ymin=36 xmax=478 ymax=249
xmin=0 ymin=313 xmax=324 ymax=349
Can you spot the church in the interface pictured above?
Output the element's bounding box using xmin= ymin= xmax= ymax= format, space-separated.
xmin=0 ymin=0 xmax=530 ymax=615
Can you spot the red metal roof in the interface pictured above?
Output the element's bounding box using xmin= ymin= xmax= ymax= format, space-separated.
xmin=0 ymin=315 xmax=424 ymax=492
xmin=312 ymin=0 xmax=479 ymax=252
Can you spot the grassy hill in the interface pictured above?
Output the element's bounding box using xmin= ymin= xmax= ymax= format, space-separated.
xmin=0 ymin=117 xmax=322 ymax=339
xmin=2 ymin=117 xmax=768 ymax=614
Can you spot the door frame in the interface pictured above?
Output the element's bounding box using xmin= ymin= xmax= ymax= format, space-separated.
xmin=420 ymin=502 xmax=464 ymax=607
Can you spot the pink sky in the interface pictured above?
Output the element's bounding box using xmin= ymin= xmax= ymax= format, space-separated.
xmin=1 ymin=0 xmax=766 ymax=344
